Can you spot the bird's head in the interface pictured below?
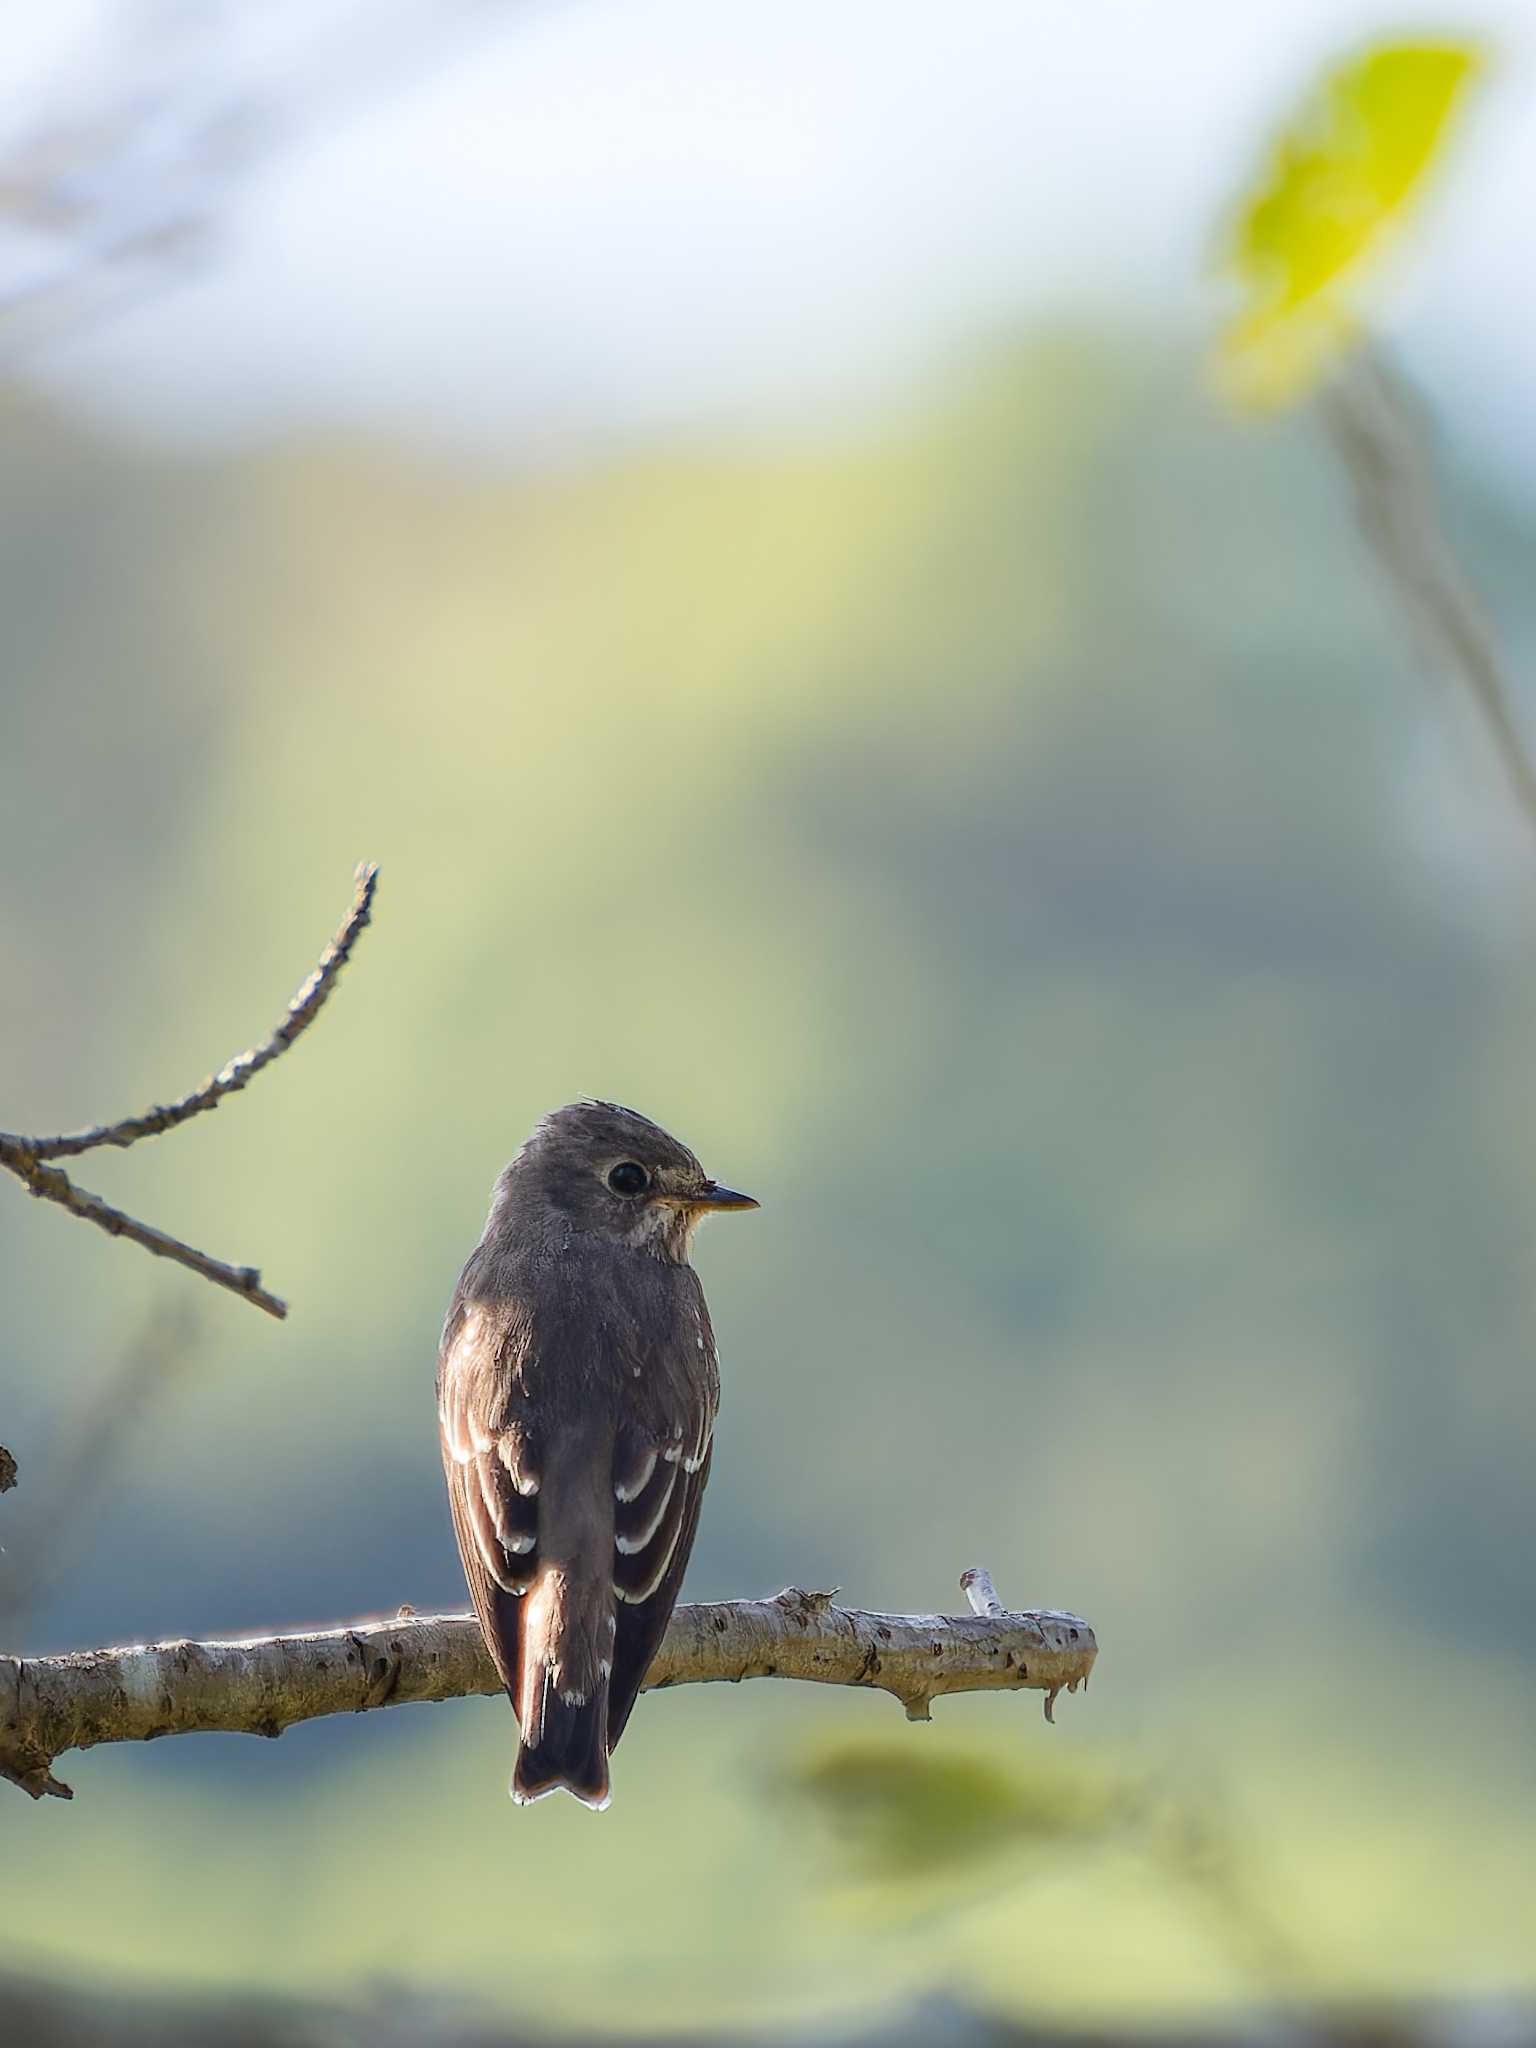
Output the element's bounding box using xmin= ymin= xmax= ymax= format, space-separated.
xmin=503 ymin=1100 xmax=757 ymax=1259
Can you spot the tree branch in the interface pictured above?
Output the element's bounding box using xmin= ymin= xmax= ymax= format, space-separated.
xmin=23 ymin=862 xmax=378 ymax=1159
xmin=0 ymin=1301 xmax=202 ymax=1644
xmin=0 ymin=862 xmax=377 ymax=1319
xmin=0 ymin=6 xmax=516 ymax=363
xmin=0 ymin=1577 xmax=1097 ymax=1801
xmin=1317 ymin=344 xmax=1536 ymax=843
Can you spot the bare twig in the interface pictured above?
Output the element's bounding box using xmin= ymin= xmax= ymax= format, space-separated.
xmin=0 ymin=1577 xmax=1097 ymax=1801
xmin=0 ymin=1160 xmax=289 ymax=1317
xmin=960 ymin=1565 xmax=1005 ymax=1617
xmin=26 ymin=864 xmax=378 ymax=1159
xmin=0 ymin=3 xmax=528 ymax=360
xmin=1317 ymin=343 xmax=1536 ymax=842
xmin=0 ymin=1300 xmax=202 ymax=1644
xmin=0 ymin=863 xmax=378 ymax=1319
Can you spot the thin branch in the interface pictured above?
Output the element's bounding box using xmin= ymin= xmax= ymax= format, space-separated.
xmin=0 ymin=3 xmax=528 ymax=362
xmin=0 ymin=1158 xmax=290 ymax=1317
xmin=0 ymin=1577 xmax=1098 ymax=1801
xmin=0 ymin=1300 xmax=202 ymax=1643
xmin=0 ymin=863 xmax=378 ymax=1319
xmin=1317 ymin=343 xmax=1536 ymax=843
xmin=960 ymin=1564 xmax=1005 ymax=1617
xmin=25 ymin=863 xmax=378 ymax=1159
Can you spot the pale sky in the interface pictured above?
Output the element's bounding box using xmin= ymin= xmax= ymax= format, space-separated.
xmin=7 ymin=0 xmax=1535 ymax=489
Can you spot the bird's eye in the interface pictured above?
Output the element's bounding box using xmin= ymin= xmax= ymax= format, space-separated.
xmin=607 ymin=1161 xmax=649 ymax=1196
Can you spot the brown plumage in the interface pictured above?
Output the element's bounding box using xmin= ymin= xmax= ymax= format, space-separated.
xmin=437 ymin=1101 xmax=756 ymax=1807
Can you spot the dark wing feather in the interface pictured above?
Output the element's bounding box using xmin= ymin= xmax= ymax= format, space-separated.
xmin=612 ymin=1451 xmax=679 ymax=1596
xmin=604 ymin=1280 xmax=719 ymax=1746
xmin=438 ymin=1301 xmax=540 ymax=1708
xmin=442 ymin=1461 xmax=521 ymax=1696
xmin=608 ymin=1443 xmax=712 ymax=1746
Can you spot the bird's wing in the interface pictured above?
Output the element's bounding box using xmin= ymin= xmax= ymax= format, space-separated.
xmin=437 ymin=1299 xmax=541 ymax=1701
xmin=606 ymin=1309 xmax=719 ymax=1747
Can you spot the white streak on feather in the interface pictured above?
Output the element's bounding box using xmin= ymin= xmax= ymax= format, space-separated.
xmin=496 ymin=1426 xmax=540 ymax=1496
xmin=616 ymin=1466 xmax=677 ymax=1553
xmin=443 ymin=1311 xmax=499 ymax=1459
xmin=616 ymin=1545 xmax=673 ymax=1603
xmin=479 ymin=1465 xmax=537 ymax=1559
xmin=614 ymin=1448 xmax=657 ymax=1503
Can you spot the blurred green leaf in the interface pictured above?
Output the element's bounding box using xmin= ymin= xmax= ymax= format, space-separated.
xmin=790 ymin=1736 xmax=1126 ymax=1883
xmin=1218 ymin=39 xmax=1484 ymax=406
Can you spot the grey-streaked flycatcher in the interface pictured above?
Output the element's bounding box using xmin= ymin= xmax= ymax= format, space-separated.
xmin=437 ymin=1100 xmax=757 ymax=1808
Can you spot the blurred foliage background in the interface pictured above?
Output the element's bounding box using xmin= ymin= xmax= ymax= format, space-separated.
xmin=3 ymin=4 xmax=1536 ymax=2040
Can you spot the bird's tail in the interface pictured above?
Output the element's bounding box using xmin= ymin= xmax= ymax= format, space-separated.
xmin=512 ymin=1566 xmax=612 ymax=1810
xmin=511 ymin=1688 xmax=610 ymax=1809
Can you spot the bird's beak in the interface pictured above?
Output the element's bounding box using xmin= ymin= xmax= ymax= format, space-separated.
xmin=658 ymin=1182 xmax=759 ymax=1212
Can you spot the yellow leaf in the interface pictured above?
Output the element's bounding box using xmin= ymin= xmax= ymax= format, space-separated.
xmin=1218 ymin=40 xmax=1485 ymax=407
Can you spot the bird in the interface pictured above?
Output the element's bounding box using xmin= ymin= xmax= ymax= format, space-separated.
xmin=437 ymin=1100 xmax=757 ymax=1808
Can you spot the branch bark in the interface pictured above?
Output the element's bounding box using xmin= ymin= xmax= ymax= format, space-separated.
xmin=0 ymin=1578 xmax=1097 ymax=1801
xmin=0 ymin=862 xmax=377 ymax=1318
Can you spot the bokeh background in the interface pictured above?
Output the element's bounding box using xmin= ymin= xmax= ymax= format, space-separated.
xmin=3 ymin=3 xmax=1535 ymax=2039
